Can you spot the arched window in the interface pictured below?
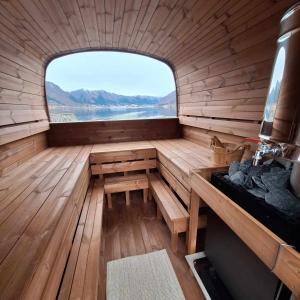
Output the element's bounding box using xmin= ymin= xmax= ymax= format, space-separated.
xmin=45 ymin=51 xmax=176 ymax=122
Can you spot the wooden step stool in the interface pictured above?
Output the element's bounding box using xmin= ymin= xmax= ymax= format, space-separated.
xmin=149 ymin=173 xmax=189 ymax=252
xmin=104 ymin=174 xmax=149 ymax=208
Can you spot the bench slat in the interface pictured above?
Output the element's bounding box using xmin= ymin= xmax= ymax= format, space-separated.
xmin=91 ymin=159 xmax=156 ymax=175
xmin=158 ymin=162 xmax=190 ymax=208
xmin=60 ymin=178 xmax=104 ymax=300
xmin=0 ymin=146 xmax=91 ymax=300
xmin=90 ymin=148 xmax=156 ymax=163
xmin=149 ymin=173 xmax=188 ymax=234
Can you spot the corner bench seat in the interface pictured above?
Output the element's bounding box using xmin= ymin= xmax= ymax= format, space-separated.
xmin=0 ymin=145 xmax=92 ymax=299
xmin=0 ymin=138 xmax=219 ymax=298
xmin=149 ymin=173 xmax=189 ymax=252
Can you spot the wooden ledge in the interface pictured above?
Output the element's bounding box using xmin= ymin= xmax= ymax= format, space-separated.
xmin=190 ymin=170 xmax=300 ymax=298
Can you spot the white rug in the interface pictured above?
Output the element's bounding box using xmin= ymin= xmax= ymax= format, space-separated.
xmin=106 ymin=249 xmax=185 ymax=300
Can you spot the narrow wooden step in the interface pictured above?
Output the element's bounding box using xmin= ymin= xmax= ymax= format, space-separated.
xmin=149 ymin=173 xmax=189 ymax=252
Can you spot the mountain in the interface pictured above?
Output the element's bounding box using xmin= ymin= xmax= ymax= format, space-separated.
xmin=158 ymin=91 xmax=176 ymax=106
xmin=46 ymin=82 xmax=77 ymax=106
xmin=46 ymin=82 xmax=175 ymax=107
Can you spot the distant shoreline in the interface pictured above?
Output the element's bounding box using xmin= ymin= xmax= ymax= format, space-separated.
xmin=49 ymin=104 xmax=175 ymax=111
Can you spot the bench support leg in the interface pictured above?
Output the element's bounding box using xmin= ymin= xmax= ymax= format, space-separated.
xmin=187 ymin=190 xmax=202 ymax=254
xmin=157 ymin=207 xmax=162 ymax=220
xmin=148 ymin=188 xmax=152 ymax=200
xmin=171 ymin=232 xmax=178 ymax=253
xmin=107 ymin=194 xmax=112 ymax=209
xmin=143 ymin=188 xmax=148 ymax=203
xmin=125 ymin=191 xmax=130 ymax=206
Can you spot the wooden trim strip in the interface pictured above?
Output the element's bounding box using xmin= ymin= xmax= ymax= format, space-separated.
xmin=91 ymin=159 xmax=156 ymax=175
xmin=90 ymin=148 xmax=156 ymax=164
xmin=179 ymin=116 xmax=260 ymax=137
xmin=190 ymin=171 xmax=284 ymax=269
xmin=273 ymin=244 xmax=300 ymax=298
xmin=190 ymin=171 xmax=300 ymax=297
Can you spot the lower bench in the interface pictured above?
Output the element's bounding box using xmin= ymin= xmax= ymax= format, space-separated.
xmin=104 ymin=174 xmax=149 ymax=208
xmin=58 ymin=178 xmax=104 ymax=299
xmin=149 ymin=173 xmax=189 ymax=252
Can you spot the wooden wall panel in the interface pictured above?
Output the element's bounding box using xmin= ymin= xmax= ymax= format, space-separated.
xmin=47 ymin=118 xmax=181 ymax=146
xmin=0 ymin=0 xmax=297 ymax=148
xmin=0 ymin=132 xmax=47 ymax=175
xmin=175 ymin=0 xmax=298 ymax=143
xmin=0 ymin=0 xmax=49 ymax=146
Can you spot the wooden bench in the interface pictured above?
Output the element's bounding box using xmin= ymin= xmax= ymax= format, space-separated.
xmin=104 ymin=174 xmax=149 ymax=208
xmin=58 ymin=178 xmax=104 ymax=299
xmin=149 ymin=173 xmax=189 ymax=252
xmin=90 ymin=146 xmax=157 ymax=176
xmin=90 ymin=146 xmax=157 ymax=208
xmin=0 ymin=145 xmax=91 ymax=299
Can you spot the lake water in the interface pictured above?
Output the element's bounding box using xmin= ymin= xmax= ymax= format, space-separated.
xmin=50 ymin=106 xmax=176 ymax=122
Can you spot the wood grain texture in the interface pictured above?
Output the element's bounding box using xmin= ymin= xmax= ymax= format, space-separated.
xmin=0 ymin=145 xmax=91 ymax=299
xmin=0 ymin=0 xmax=297 ymax=146
xmin=47 ymin=118 xmax=181 ymax=146
xmin=0 ymin=132 xmax=47 ymax=175
xmin=99 ymin=191 xmax=204 ymax=300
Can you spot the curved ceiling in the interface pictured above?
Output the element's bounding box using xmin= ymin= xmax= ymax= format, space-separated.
xmin=0 ymin=0 xmax=297 ymax=145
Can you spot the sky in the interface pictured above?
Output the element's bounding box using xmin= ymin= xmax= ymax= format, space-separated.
xmin=46 ymin=51 xmax=176 ymax=97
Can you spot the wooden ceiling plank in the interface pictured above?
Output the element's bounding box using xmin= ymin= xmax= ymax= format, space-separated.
xmin=0 ymin=7 xmax=50 ymax=60
xmin=118 ymin=0 xmax=143 ymax=49
xmin=18 ymin=0 xmax=69 ymax=53
xmin=130 ymin=0 xmax=159 ymax=50
xmin=137 ymin=0 xmax=177 ymax=53
xmin=95 ymin=0 xmax=106 ymax=48
xmin=167 ymin=0 xmax=248 ymax=65
xmin=146 ymin=0 xmax=196 ymax=55
xmin=0 ymin=0 xmax=58 ymax=55
xmin=159 ymin=0 xmax=222 ymax=58
xmin=111 ymin=0 xmax=125 ymax=48
xmin=128 ymin=0 xmax=151 ymax=48
xmin=57 ymin=0 xmax=90 ymax=49
xmin=173 ymin=0 xmax=289 ymax=68
xmin=104 ymin=0 xmax=115 ymax=47
xmin=39 ymin=0 xmax=81 ymax=51
xmin=77 ymin=0 xmax=100 ymax=47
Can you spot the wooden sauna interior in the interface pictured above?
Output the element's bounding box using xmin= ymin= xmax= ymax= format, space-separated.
xmin=0 ymin=1 xmax=300 ymax=299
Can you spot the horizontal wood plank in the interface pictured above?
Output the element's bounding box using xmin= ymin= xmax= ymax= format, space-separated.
xmin=91 ymin=159 xmax=156 ymax=175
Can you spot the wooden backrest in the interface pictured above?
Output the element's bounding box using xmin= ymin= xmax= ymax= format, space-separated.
xmin=90 ymin=148 xmax=157 ymax=175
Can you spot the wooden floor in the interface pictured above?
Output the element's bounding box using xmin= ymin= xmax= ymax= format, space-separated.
xmin=99 ymin=190 xmax=204 ymax=300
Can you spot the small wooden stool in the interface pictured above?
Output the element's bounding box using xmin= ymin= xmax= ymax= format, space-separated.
xmin=104 ymin=174 xmax=149 ymax=209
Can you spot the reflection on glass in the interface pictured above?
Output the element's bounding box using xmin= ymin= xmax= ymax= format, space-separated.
xmin=263 ymin=45 xmax=286 ymax=123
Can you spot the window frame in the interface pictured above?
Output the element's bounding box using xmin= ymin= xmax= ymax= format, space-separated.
xmin=44 ymin=50 xmax=178 ymax=124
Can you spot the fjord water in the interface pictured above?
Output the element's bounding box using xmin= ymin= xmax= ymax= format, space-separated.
xmin=50 ymin=105 xmax=176 ymax=122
